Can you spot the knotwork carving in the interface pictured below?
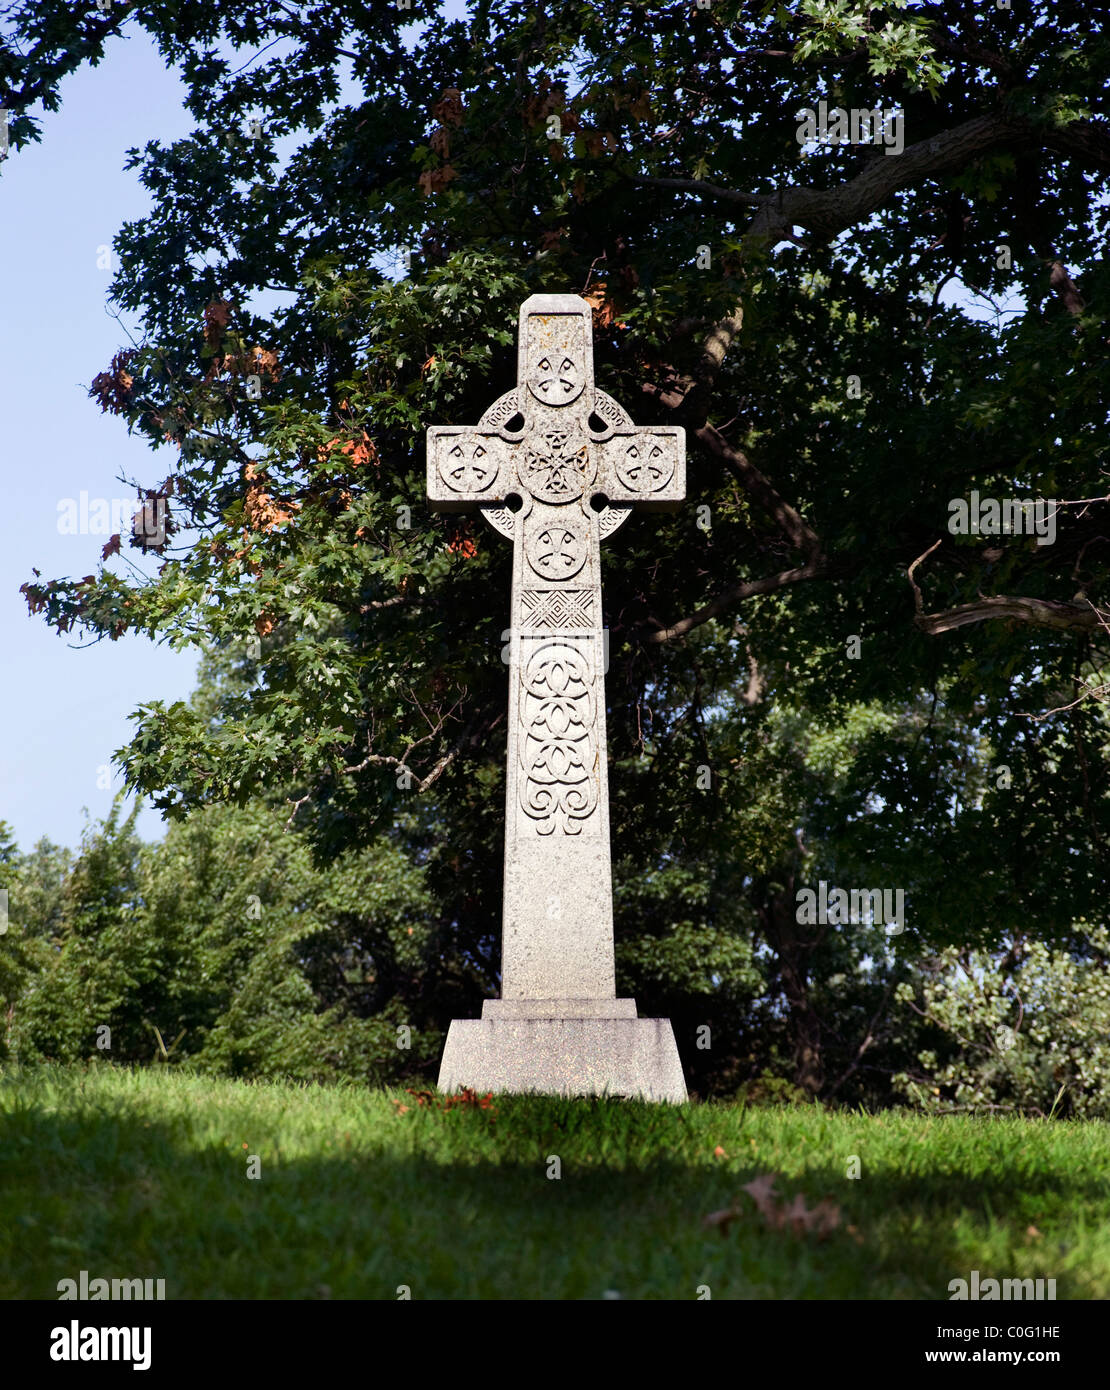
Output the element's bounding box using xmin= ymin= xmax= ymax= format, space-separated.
xmin=522 ymin=428 xmax=594 ymax=503
xmin=519 ymin=641 xmax=599 ymax=835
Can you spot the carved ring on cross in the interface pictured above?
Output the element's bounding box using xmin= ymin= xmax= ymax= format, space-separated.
xmin=446 ymin=387 xmax=643 ymax=540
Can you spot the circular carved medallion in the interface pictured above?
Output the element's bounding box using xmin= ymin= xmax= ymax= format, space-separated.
xmin=525 ymin=519 xmax=587 ymax=580
xmin=437 ymin=437 xmax=498 ymax=496
xmin=616 ymin=437 xmax=674 ymax=492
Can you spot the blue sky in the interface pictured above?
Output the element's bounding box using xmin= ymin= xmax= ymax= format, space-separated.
xmin=1 ymin=33 xmax=200 ymax=854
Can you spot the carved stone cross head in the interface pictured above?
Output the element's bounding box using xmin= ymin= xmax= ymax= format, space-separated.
xmin=426 ymin=293 xmax=685 ymax=550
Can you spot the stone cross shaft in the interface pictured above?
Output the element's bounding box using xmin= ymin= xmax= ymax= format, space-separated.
xmin=428 ymin=295 xmax=684 ymax=1010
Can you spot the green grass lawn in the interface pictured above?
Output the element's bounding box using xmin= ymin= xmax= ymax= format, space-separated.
xmin=1 ymin=1062 xmax=1107 ymax=1300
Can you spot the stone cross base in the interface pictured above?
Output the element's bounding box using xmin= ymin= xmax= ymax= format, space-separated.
xmin=437 ymin=1011 xmax=687 ymax=1104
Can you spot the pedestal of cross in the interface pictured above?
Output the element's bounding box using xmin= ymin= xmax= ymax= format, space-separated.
xmin=428 ymin=294 xmax=687 ymax=1102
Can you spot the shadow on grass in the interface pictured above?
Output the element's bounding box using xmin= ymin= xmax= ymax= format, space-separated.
xmin=2 ymin=1094 xmax=1102 ymax=1299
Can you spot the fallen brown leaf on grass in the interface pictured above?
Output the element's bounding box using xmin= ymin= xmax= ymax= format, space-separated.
xmin=703 ymin=1206 xmax=740 ymax=1236
xmin=400 ymin=1087 xmax=495 ymax=1113
xmin=705 ymin=1173 xmax=846 ymax=1242
xmin=781 ymin=1192 xmax=811 ymax=1234
xmin=741 ymin=1172 xmax=779 ymax=1219
xmin=801 ymin=1198 xmax=841 ymax=1238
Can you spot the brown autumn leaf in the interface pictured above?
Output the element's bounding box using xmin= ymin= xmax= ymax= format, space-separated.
xmin=429 ymin=125 xmax=451 ymax=157
xmin=203 ymin=299 xmax=232 ymax=346
xmin=582 ymin=281 xmax=627 ymax=330
xmin=431 ymin=87 xmax=464 ymax=127
xmin=341 ymin=437 xmax=377 ymax=467
xmin=101 ymin=534 xmax=122 ymax=560
xmin=703 ymin=1206 xmax=740 ymax=1236
xmin=782 ymin=1193 xmax=811 ymax=1234
xmin=249 ymin=346 xmax=281 ymax=380
xmin=780 ymin=1193 xmax=841 ymax=1238
xmin=741 ymin=1173 xmax=779 ymax=1220
xmin=129 ymin=491 xmax=175 ymax=555
xmin=713 ymin=1145 xmax=728 ymax=1158
xmin=432 ymin=163 xmax=458 ymax=192
xmin=245 ymin=484 xmax=300 ymax=531
xmin=319 ymin=432 xmax=379 ymax=468
xmin=89 ymin=349 xmax=137 ymax=415
xmin=522 ymin=78 xmax=561 ymax=126
xmin=254 ymin=612 xmax=274 ymax=637
xmin=806 ymin=1200 xmax=841 ymax=1238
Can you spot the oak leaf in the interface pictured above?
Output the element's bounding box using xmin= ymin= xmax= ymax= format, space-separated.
xmin=807 ymin=1199 xmax=841 ymax=1237
xmin=89 ymin=349 xmax=137 ymax=415
xmin=782 ymin=1192 xmax=812 ymax=1234
xmin=431 ymin=87 xmax=464 ymax=127
xmin=741 ymin=1173 xmax=779 ymax=1219
xmin=703 ymin=1206 xmax=739 ymax=1235
xmin=418 ymin=164 xmax=458 ymax=196
xmin=203 ymin=299 xmax=232 ymax=347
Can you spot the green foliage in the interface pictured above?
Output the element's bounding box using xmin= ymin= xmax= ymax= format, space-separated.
xmin=0 ymin=824 xmax=68 ymax=1061
xmin=894 ymin=928 xmax=1110 ymax=1119
xmin=10 ymin=795 xmax=437 ymax=1086
xmin=736 ymin=1068 xmax=813 ymax=1107
xmin=11 ymin=802 xmax=152 ymax=1064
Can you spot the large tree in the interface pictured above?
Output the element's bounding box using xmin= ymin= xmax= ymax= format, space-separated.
xmin=12 ymin=1 xmax=1110 ymax=1091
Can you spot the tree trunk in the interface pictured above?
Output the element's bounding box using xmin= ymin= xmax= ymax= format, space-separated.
xmin=758 ymin=873 xmax=825 ymax=1097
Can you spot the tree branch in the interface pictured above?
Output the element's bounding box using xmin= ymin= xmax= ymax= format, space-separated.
xmin=695 ymin=423 xmax=822 ymax=561
xmin=644 ymin=560 xmax=828 ymax=644
xmin=908 ymin=539 xmax=1106 ymax=634
xmin=658 ymin=110 xmax=1053 ymax=405
xmin=630 ymin=175 xmax=768 ymax=208
xmin=915 ymin=594 xmax=1107 ymax=635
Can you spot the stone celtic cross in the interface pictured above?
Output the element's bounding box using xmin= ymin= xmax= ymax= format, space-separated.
xmin=428 ymin=294 xmax=687 ymax=1102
